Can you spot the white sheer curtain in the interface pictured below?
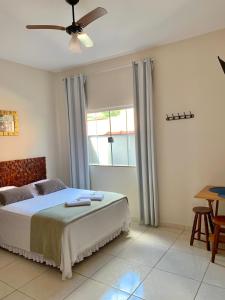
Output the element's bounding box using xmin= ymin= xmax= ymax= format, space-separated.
xmin=65 ymin=75 xmax=90 ymax=189
xmin=133 ymin=58 xmax=159 ymax=226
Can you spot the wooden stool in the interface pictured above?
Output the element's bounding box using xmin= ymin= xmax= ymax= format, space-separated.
xmin=211 ymin=215 xmax=225 ymax=263
xmin=190 ymin=206 xmax=213 ymax=251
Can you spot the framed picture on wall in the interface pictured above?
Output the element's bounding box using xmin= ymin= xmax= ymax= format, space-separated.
xmin=0 ymin=111 xmax=19 ymax=136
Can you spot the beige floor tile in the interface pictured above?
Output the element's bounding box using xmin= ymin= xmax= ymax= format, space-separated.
xmin=20 ymin=269 xmax=86 ymax=300
xmin=134 ymin=269 xmax=200 ymax=300
xmin=0 ymin=257 xmax=47 ymax=289
xmin=73 ymin=251 xmax=114 ymax=277
xmin=0 ymin=280 xmax=14 ymax=299
xmin=171 ymin=238 xmax=211 ymax=258
xmin=64 ymin=279 xmax=130 ymax=300
xmin=117 ymin=239 xmax=166 ymax=268
xmin=3 ymin=291 xmax=34 ymax=300
xmin=196 ymin=283 xmax=225 ymax=300
xmin=146 ymin=226 xmax=183 ymax=236
xmin=203 ymin=263 xmax=225 ymax=289
xmin=157 ymin=226 xmax=184 ymax=234
xmin=136 ymin=230 xmax=177 ymax=249
xmin=0 ymin=249 xmax=18 ymax=269
xmin=93 ymin=257 xmax=150 ymax=294
xmin=214 ymin=253 xmax=225 ymax=266
xmin=156 ymin=249 xmax=209 ymax=281
xmin=128 ymin=223 xmax=147 ymax=238
xmin=102 ymin=235 xmax=133 ymax=256
xmin=179 ymin=230 xmax=192 ymax=240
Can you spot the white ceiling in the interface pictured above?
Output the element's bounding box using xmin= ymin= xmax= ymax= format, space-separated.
xmin=1 ymin=0 xmax=225 ymax=71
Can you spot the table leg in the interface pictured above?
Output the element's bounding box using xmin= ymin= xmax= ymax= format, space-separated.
xmin=208 ymin=200 xmax=214 ymax=215
xmin=207 ymin=200 xmax=215 ymax=232
xmin=208 ymin=213 xmax=214 ymax=233
xmin=197 ymin=213 xmax=202 ymax=240
xmin=215 ymin=200 xmax=219 ymax=216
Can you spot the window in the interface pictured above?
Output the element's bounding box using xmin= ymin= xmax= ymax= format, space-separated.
xmin=87 ymin=108 xmax=136 ymax=166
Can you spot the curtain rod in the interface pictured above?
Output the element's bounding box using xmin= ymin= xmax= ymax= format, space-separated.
xmin=62 ymin=58 xmax=155 ymax=79
xmin=62 ymin=64 xmax=131 ymax=80
xmin=86 ymin=64 xmax=132 ymax=76
xmin=87 ymin=58 xmax=154 ymax=76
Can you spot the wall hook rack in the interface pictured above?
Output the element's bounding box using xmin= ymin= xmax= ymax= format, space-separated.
xmin=166 ymin=111 xmax=194 ymax=121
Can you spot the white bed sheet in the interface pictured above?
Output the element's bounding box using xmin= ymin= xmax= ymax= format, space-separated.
xmin=0 ymin=188 xmax=130 ymax=279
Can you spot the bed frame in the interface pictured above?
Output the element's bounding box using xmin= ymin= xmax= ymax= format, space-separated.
xmin=0 ymin=157 xmax=46 ymax=187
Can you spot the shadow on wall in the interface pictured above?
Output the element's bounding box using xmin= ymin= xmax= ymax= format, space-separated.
xmin=218 ymin=56 xmax=225 ymax=74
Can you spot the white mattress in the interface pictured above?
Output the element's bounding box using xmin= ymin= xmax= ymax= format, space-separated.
xmin=0 ymin=188 xmax=130 ymax=279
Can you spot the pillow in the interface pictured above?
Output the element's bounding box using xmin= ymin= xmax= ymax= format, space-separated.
xmin=25 ymin=179 xmax=49 ymax=196
xmin=0 ymin=186 xmax=16 ymax=192
xmin=35 ymin=179 xmax=67 ymax=195
xmin=0 ymin=186 xmax=34 ymax=206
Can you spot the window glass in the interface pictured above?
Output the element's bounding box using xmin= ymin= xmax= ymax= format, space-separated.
xmin=87 ymin=108 xmax=136 ymax=167
xmin=88 ymin=136 xmax=99 ymax=165
xmin=97 ymin=136 xmax=112 ymax=165
xmin=87 ymin=113 xmax=97 ymax=136
xmin=111 ymin=134 xmax=129 ymax=166
xmin=96 ymin=111 xmax=110 ymax=136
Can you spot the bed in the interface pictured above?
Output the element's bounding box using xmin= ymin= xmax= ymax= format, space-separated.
xmin=0 ymin=157 xmax=130 ymax=279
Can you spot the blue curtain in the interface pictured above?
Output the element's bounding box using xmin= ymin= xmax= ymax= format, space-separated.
xmin=133 ymin=59 xmax=159 ymax=226
xmin=65 ymin=75 xmax=90 ymax=189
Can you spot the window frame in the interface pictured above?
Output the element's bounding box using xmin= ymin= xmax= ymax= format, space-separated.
xmin=87 ymin=105 xmax=136 ymax=168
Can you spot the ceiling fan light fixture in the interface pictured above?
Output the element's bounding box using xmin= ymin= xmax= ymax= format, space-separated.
xmin=77 ymin=33 xmax=94 ymax=48
xmin=69 ymin=33 xmax=82 ymax=53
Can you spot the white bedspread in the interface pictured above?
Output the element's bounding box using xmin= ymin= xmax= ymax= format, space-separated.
xmin=0 ymin=188 xmax=130 ymax=279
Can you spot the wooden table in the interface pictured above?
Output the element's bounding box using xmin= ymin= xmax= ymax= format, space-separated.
xmin=195 ymin=185 xmax=225 ymax=217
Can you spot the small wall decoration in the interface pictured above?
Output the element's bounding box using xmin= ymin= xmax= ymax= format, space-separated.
xmin=0 ymin=110 xmax=19 ymax=136
xmin=166 ymin=111 xmax=194 ymax=121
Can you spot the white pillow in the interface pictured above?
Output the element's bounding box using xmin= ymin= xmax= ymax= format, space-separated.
xmin=0 ymin=186 xmax=16 ymax=191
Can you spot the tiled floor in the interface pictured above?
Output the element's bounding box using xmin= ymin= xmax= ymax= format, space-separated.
xmin=0 ymin=223 xmax=225 ymax=300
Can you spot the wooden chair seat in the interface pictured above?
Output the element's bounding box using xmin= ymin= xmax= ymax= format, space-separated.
xmin=193 ymin=206 xmax=211 ymax=214
xmin=211 ymin=215 xmax=225 ymax=263
xmin=213 ymin=216 xmax=225 ymax=226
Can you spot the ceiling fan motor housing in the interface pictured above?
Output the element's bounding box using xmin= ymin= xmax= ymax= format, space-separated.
xmin=66 ymin=0 xmax=79 ymax=6
xmin=66 ymin=24 xmax=82 ymax=35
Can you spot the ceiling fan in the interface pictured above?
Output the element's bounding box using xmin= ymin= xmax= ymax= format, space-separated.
xmin=26 ymin=0 xmax=107 ymax=53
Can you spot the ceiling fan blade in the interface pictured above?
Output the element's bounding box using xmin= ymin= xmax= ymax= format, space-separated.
xmin=77 ymin=33 xmax=94 ymax=48
xmin=26 ymin=25 xmax=66 ymax=31
xmin=77 ymin=7 xmax=107 ymax=28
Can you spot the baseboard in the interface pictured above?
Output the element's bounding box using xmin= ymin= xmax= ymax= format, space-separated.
xmin=131 ymin=218 xmax=191 ymax=231
xmin=160 ymin=222 xmax=191 ymax=231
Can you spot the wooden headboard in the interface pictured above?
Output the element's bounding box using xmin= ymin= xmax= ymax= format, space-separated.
xmin=0 ymin=157 xmax=46 ymax=187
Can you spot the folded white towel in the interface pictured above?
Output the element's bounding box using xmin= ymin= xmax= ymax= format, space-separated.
xmin=79 ymin=192 xmax=104 ymax=201
xmin=65 ymin=198 xmax=91 ymax=207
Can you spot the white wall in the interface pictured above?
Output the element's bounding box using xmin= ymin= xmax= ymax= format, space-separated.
xmin=90 ymin=166 xmax=139 ymax=219
xmin=0 ymin=59 xmax=57 ymax=177
xmin=54 ymin=28 xmax=225 ymax=226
